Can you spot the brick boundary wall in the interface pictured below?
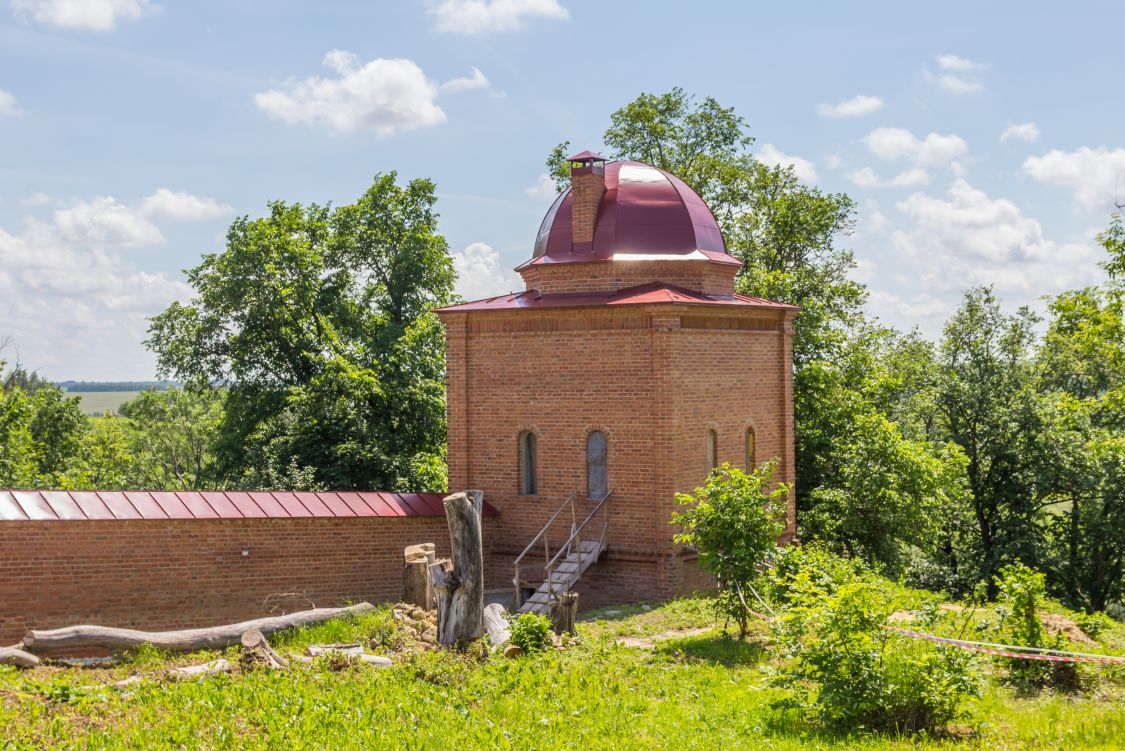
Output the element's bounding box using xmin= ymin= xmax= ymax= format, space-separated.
xmin=0 ymin=517 xmax=495 ymax=645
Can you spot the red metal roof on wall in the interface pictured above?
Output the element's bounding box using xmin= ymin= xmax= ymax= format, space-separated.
xmin=0 ymin=490 xmax=498 ymax=521
xmin=437 ymin=282 xmax=799 ymax=313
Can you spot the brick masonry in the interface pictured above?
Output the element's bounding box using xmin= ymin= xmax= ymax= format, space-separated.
xmin=441 ymin=275 xmax=796 ymax=607
xmin=0 ymin=516 xmax=487 ymax=645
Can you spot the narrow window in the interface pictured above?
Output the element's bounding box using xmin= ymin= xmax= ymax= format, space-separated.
xmin=520 ymin=432 xmax=537 ymax=495
xmin=586 ymin=430 xmax=608 ymax=500
xmin=706 ymin=429 xmax=718 ymax=472
xmin=745 ymin=427 xmax=756 ymax=471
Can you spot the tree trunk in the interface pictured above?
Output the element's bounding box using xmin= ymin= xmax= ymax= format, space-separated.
xmin=430 ymin=490 xmax=485 ymax=647
xmin=403 ymin=542 xmax=436 ymax=609
xmin=23 ymin=602 xmax=375 ymax=657
xmin=0 ymin=646 xmax=39 ymax=669
xmin=550 ymin=591 xmax=578 ymax=636
xmin=483 ymin=602 xmax=522 ymax=657
xmin=240 ymin=628 xmax=288 ymax=670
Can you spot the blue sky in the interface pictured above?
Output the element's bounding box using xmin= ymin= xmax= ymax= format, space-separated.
xmin=1 ymin=0 xmax=1122 ymax=379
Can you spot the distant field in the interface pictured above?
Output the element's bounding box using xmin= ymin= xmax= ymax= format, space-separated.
xmin=68 ymin=390 xmax=142 ymax=416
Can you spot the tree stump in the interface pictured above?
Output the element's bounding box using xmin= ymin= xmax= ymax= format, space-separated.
xmin=403 ymin=543 xmax=436 ymax=609
xmin=239 ymin=628 xmax=288 ymax=670
xmin=430 ymin=490 xmax=485 ymax=647
xmin=550 ymin=591 xmax=578 ymax=636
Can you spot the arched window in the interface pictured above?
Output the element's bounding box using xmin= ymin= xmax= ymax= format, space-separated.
xmin=519 ymin=432 xmax=537 ymax=496
xmin=586 ymin=431 xmax=608 ymax=500
xmin=745 ymin=427 xmax=756 ymax=471
xmin=706 ymin=429 xmax=718 ymax=472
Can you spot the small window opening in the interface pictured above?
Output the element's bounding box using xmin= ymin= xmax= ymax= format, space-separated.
xmin=706 ymin=429 xmax=718 ymax=472
xmin=586 ymin=431 xmax=608 ymax=500
xmin=520 ymin=432 xmax=537 ymax=495
xmin=745 ymin=427 xmax=756 ymax=471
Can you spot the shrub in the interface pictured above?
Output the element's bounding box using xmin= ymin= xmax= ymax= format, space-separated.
xmin=672 ymin=461 xmax=788 ymax=636
xmin=764 ymin=543 xmax=867 ymax=608
xmin=509 ymin=613 xmax=552 ymax=654
xmin=772 ymin=581 xmax=978 ymax=734
xmin=993 ymin=563 xmax=1069 ymax=689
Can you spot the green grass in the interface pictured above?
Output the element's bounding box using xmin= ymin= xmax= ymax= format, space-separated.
xmin=2 ymin=599 xmax=1123 ymax=750
xmin=67 ymin=391 xmax=142 ymax=416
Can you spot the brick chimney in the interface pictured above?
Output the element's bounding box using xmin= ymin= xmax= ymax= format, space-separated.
xmin=569 ymin=151 xmax=608 ymax=247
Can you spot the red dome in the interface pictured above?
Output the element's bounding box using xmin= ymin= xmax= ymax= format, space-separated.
xmin=526 ymin=160 xmax=738 ymax=267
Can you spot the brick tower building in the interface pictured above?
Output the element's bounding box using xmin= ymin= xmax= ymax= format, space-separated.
xmin=436 ymin=153 xmax=797 ymax=610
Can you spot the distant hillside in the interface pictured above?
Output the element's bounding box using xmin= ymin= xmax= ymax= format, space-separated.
xmin=58 ymin=381 xmax=179 ymax=393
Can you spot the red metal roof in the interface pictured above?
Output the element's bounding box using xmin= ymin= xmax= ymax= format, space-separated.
xmin=438 ymin=282 xmax=799 ymax=313
xmin=0 ymin=490 xmax=498 ymax=521
xmin=528 ymin=160 xmax=739 ymax=267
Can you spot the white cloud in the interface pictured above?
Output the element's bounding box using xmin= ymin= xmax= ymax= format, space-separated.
xmin=863 ymin=127 xmax=968 ymax=166
xmin=525 ymin=173 xmax=557 ymax=199
xmin=936 ymin=54 xmax=985 ymax=72
xmin=141 ymin=188 xmax=232 ymax=221
xmin=0 ymin=89 xmax=20 ymax=116
xmin=18 ymin=192 xmax=51 ymax=207
xmin=11 ymin=0 xmax=153 ymax=31
xmin=848 ymin=166 xmax=931 ymax=189
xmin=439 ymin=67 xmax=490 ymax=93
xmin=1022 ymin=147 xmax=1125 ymax=210
xmin=892 ymin=178 xmax=1101 ymax=299
xmin=0 ymin=211 xmax=190 ymax=379
xmin=53 ymin=196 xmax=164 ymax=246
xmin=1000 ymin=122 xmax=1040 ymax=143
xmin=868 ymin=289 xmax=953 ymax=320
xmin=254 ymin=51 xmax=470 ymax=138
xmin=428 ymin=0 xmax=568 ymax=34
xmin=923 ymin=54 xmax=985 ymax=94
xmin=757 ymin=144 xmax=818 ymax=182
xmin=451 ymin=241 xmax=521 ymax=300
xmin=817 ymin=94 xmax=884 ymax=118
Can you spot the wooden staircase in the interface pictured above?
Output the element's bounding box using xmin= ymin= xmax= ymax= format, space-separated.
xmin=513 ymin=491 xmax=611 ymax=616
xmin=519 ymin=539 xmax=606 ymax=615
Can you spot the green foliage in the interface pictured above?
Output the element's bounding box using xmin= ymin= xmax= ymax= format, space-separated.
xmin=993 ymin=563 xmax=1062 ymax=688
xmin=118 ymin=388 xmax=224 ymax=489
xmin=146 ymin=173 xmax=455 ymax=491
xmin=764 ymin=543 xmax=869 ymax=609
xmin=772 ymin=581 xmax=978 ymax=734
xmin=508 ymin=613 xmax=552 ymax=654
xmin=673 ymin=462 xmax=788 ymax=635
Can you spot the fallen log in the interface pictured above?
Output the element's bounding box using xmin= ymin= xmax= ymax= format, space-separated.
xmin=23 ymin=602 xmax=375 ymax=657
xmin=0 ymin=646 xmax=39 ymax=669
xmin=240 ymin=628 xmax=288 ymax=670
xmin=431 ymin=490 xmax=485 ymax=647
xmin=483 ymin=603 xmax=522 ymax=658
xmin=304 ymin=644 xmax=392 ymax=667
xmin=403 ymin=543 xmax=436 ymax=609
xmin=115 ymin=658 xmax=231 ymax=688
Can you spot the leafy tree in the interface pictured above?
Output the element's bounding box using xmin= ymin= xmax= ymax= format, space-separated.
xmin=0 ymin=379 xmax=37 ymax=486
xmin=936 ymin=288 xmax=1052 ymax=597
xmin=673 ymin=461 xmax=788 ymax=636
xmin=147 ymin=174 xmax=455 ymax=491
xmin=119 ymin=388 xmax=224 ymax=490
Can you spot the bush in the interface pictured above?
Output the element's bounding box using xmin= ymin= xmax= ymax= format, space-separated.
xmin=772 ymin=581 xmax=978 ymax=734
xmin=509 ymin=613 xmax=552 ymax=654
xmin=672 ymin=461 xmax=788 ymax=636
xmin=993 ymin=563 xmax=1069 ymax=689
xmin=764 ymin=543 xmax=868 ymax=608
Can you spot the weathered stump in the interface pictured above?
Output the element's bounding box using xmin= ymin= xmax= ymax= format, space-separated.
xmin=240 ymin=628 xmax=288 ymax=670
xmin=550 ymin=591 xmax=578 ymax=636
xmin=430 ymin=490 xmax=485 ymax=647
xmin=403 ymin=542 xmax=436 ymax=609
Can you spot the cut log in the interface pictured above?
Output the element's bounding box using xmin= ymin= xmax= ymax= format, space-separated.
xmin=0 ymin=646 xmax=39 ymax=669
xmin=115 ymin=659 xmax=231 ymax=688
xmin=403 ymin=543 xmax=436 ymax=609
xmin=304 ymin=644 xmax=391 ymax=667
xmin=430 ymin=490 xmax=485 ymax=647
xmin=483 ymin=603 xmax=523 ymax=657
xmin=550 ymin=591 xmax=578 ymax=636
xmin=23 ymin=602 xmax=375 ymax=657
xmin=240 ymin=628 xmax=288 ymax=670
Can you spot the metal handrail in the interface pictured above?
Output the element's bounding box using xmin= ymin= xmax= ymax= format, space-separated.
xmin=514 ymin=490 xmax=612 ymax=609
